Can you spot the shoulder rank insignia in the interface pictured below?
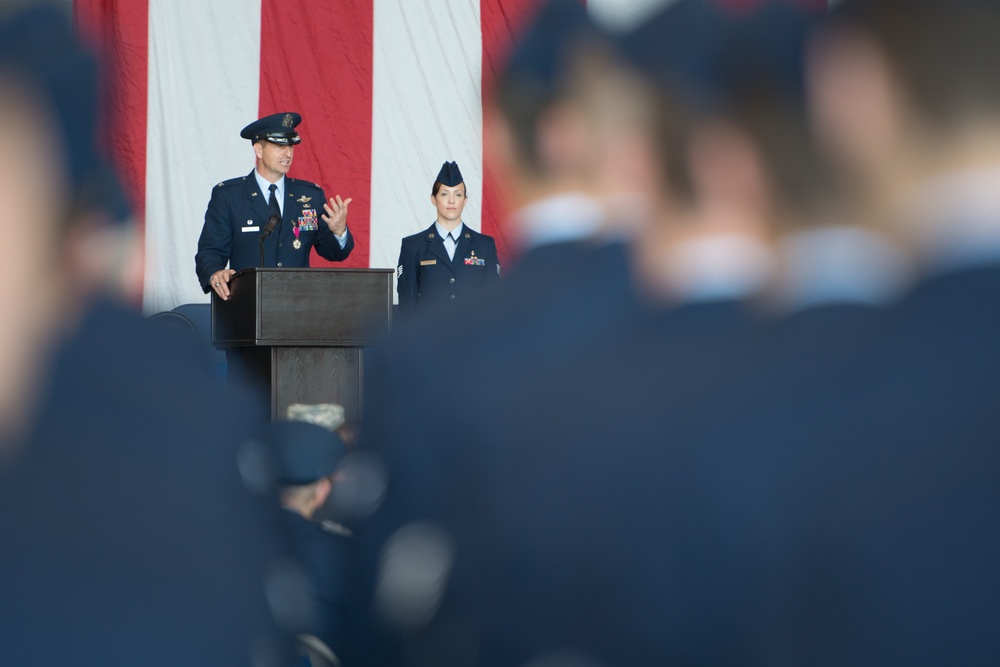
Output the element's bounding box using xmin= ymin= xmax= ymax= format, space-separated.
xmin=296 ymin=195 xmax=312 ymax=204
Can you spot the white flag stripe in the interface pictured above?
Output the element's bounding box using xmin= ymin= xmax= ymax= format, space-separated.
xmin=369 ymin=0 xmax=484 ymax=276
xmin=143 ymin=0 xmax=261 ymax=313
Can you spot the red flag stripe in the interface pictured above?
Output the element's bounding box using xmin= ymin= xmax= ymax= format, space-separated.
xmin=73 ymin=0 xmax=149 ymax=225
xmin=259 ymin=0 xmax=374 ymax=269
xmin=480 ymin=0 xmax=544 ymax=268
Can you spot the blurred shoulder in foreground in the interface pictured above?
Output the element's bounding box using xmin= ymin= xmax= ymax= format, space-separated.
xmin=0 ymin=5 xmax=291 ymax=665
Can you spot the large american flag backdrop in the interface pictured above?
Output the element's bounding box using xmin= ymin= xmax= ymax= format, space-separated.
xmin=72 ymin=0 xmax=825 ymax=313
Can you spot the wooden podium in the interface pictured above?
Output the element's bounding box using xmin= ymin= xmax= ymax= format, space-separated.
xmin=211 ymin=268 xmax=393 ymax=421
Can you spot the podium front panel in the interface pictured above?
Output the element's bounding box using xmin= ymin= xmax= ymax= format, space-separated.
xmin=256 ymin=269 xmax=391 ymax=345
xmin=213 ymin=268 xmax=393 ymax=346
xmin=271 ymin=347 xmax=362 ymax=421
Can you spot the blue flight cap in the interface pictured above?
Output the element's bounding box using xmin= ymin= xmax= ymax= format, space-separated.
xmin=240 ymin=112 xmax=303 ymax=146
xmin=500 ymin=0 xmax=604 ymax=95
xmin=620 ymin=0 xmax=818 ymax=114
xmin=0 ymin=4 xmax=99 ymax=195
xmin=435 ymin=161 xmax=464 ymax=187
xmin=260 ymin=420 xmax=347 ymax=487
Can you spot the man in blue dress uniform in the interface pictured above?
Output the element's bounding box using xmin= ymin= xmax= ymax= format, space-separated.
xmin=195 ymin=112 xmax=354 ymax=300
xmin=395 ymin=161 xmax=501 ymax=317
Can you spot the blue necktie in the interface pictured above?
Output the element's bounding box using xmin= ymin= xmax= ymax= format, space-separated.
xmin=268 ymin=183 xmax=280 ymax=219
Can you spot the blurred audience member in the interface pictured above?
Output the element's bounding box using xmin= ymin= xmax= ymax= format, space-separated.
xmin=0 ymin=5 xmax=291 ymax=665
xmin=0 ymin=79 xmax=70 ymax=449
xmin=263 ymin=419 xmax=352 ymax=660
xmin=614 ymin=0 xmax=1000 ymax=663
xmin=349 ymin=2 xmax=657 ymax=665
xmin=790 ymin=0 xmax=1000 ymax=662
xmin=345 ymin=0 xmax=1000 ymax=665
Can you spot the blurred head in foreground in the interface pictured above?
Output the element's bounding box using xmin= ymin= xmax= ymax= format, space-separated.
xmin=620 ymin=0 xmax=830 ymax=304
xmin=488 ymin=0 xmax=661 ymax=248
xmin=0 ymin=4 xmax=101 ymax=444
xmin=0 ymin=4 xmax=146 ymax=446
xmin=263 ymin=420 xmax=348 ymax=520
xmin=808 ymin=0 xmax=1000 ymax=257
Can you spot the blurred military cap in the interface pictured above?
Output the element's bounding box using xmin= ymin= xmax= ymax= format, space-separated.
xmin=260 ymin=420 xmax=347 ymax=486
xmin=620 ymin=0 xmax=820 ymax=113
xmin=500 ymin=0 xmax=605 ymax=94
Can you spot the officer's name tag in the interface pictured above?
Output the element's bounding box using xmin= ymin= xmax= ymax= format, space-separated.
xmin=420 ymin=260 xmax=437 ymax=266
xmin=242 ymin=226 xmax=260 ymax=232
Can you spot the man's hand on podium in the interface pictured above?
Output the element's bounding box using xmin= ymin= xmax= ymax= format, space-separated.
xmin=210 ymin=269 xmax=236 ymax=301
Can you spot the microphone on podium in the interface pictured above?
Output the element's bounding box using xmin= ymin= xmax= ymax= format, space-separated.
xmin=259 ymin=214 xmax=280 ymax=267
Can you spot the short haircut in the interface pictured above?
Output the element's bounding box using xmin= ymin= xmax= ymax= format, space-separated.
xmin=492 ymin=38 xmax=606 ymax=177
xmin=646 ymin=73 xmax=840 ymax=228
xmin=834 ymin=0 xmax=1000 ymax=130
xmin=731 ymin=85 xmax=841 ymax=230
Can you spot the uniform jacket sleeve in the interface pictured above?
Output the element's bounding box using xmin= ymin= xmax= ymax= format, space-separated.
xmin=313 ymin=223 xmax=355 ymax=262
xmin=195 ymin=184 xmax=234 ymax=293
xmin=396 ymin=238 xmax=419 ymax=318
xmin=484 ymin=236 xmax=501 ymax=282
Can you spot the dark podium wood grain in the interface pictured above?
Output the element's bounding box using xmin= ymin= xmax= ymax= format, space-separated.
xmin=212 ymin=268 xmax=393 ymax=421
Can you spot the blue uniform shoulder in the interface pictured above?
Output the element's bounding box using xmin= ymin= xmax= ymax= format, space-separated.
xmin=401 ymin=224 xmax=437 ymax=245
xmin=465 ymin=227 xmax=495 ymax=242
xmin=461 ymin=227 xmax=498 ymax=249
xmin=287 ymin=177 xmax=323 ymax=192
xmin=213 ymin=175 xmax=247 ymax=190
